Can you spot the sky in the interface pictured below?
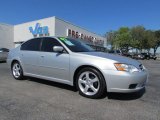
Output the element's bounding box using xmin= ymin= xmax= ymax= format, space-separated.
xmin=0 ymin=0 xmax=160 ymax=35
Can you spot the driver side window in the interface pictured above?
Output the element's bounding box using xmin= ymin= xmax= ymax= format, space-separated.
xmin=41 ymin=37 xmax=62 ymax=52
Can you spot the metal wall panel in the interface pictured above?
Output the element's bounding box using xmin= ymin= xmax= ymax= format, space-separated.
xmin=0 ymin=23 xmax=14 ymax=49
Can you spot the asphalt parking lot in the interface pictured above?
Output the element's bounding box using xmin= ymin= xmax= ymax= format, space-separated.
xmin=0 ymin=60 xmax=160 ymax=120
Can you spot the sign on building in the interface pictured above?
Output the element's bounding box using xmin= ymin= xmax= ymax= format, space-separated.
xmin=29 ymin=23 xmax=49 ymax=37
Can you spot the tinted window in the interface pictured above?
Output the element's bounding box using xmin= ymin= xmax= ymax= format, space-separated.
xmin=21 ymin=38 xmax=41 ymax=51
xmin=41 ymin=37 xmax=62 ymax=52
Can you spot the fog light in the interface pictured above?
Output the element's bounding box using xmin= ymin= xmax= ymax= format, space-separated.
xmin=129 ymin=84 xmax=137 ymax=89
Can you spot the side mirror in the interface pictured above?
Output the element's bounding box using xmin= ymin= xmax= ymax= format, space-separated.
xmin=53 ymin=46 xmax=64 ymax=53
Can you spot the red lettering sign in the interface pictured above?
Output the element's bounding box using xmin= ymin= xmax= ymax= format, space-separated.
xmin=67 ymin=29 xmax=104 ymax=46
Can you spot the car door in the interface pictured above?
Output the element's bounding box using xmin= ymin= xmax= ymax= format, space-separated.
xmin=3 ymin=49 xmax=9 ymax=60
xmin=37 ymin=37 xmax=70 ymax=82
xmin=20 ymin=38 xmax=42 ymax=75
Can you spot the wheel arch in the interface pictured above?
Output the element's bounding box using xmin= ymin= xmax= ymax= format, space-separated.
xmin=11 ymin=59 xmax=24 ymax=72
xmin=73 ymin=65 xmax=107 ymax=90
xmin=11 ymin=59 xmax=20 ymax=67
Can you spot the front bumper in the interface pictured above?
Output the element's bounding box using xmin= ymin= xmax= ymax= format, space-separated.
xmin=102 ymin=69 xmax=148 ymax=93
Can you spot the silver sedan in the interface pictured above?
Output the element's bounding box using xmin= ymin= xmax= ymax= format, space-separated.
xmin=7 ymin=37 xmax=148 ymax=98
xmin=0 ymin=48 xmax=9 ymax=62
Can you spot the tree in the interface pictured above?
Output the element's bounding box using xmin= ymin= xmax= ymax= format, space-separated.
xmin=153 ymin=30 xmax=160 ymax=55
xmin=105 ymin=26 xmax=160 ymax=54
xmin=105 ymin=31 xmax=117 ymax=49
xmin=130 ymin=26 xmax=146 ymax=51
xmin=143 ymin=30 xmax=156 ymax=52
xmin=112 ymin=27 xmax=133 ymax=52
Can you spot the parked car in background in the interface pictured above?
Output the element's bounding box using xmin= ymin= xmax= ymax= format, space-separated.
xmin=7 ymin=37 xmax=148 ymax=98
xmin=0 ymin=48 xmax=9 ymax=62
xmin=132 ymin=53 xmax=145 ymax=60
xmin=141 ymin=53 xmax=157 ymax=60
xmin=141 ymin=53 xmax=150 ymax=60
xmin=121 ymin=52 xmax=133 ymax=58
xmin=148 ymin=53 xmax=157 ymax=60
xmin=108 ymin=50 xmax=122 ymax=55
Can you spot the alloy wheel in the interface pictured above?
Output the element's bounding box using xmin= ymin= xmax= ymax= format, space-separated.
xmin=78 ymin=71 xmax=100 ymax=96
xmin=12 ymin=63 xmax=21 ymax=78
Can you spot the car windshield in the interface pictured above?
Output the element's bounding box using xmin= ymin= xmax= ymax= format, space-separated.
xmin=58 ymin=37 xmax=95 ymax=52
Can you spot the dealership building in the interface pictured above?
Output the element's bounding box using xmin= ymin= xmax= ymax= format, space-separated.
xmin=0 ymin=16 xmax=107 ymax=49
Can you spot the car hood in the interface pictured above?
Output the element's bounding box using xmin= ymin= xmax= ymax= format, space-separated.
xmin=78 ymin=52 xmax=141 ymax=67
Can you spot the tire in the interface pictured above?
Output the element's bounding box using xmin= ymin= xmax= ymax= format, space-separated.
xmin=76 ymin=67 xmax=106 ymax=99
xmin=11 ymin=61 xmax=24 ymax=80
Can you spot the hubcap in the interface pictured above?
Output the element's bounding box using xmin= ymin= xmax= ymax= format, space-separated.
xmin=12 ymin=63 xmax=21 ymax=78
xmin=78 ymin=71 xmax=100 ymax=96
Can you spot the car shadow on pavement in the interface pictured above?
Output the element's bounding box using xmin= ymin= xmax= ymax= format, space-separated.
xmin=28 ymin=77 xmax=77 ymax=92
xmin=27 ymin=77 xmax=145 ymax=100
xmin=107 ymin=88 xmax=146 ymax=100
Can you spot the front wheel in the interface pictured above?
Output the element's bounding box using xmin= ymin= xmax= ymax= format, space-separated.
xmin=12 ymin=61 xmax=24 ymax=80
xmin=76 ymin=67 xmax=106 ymax=99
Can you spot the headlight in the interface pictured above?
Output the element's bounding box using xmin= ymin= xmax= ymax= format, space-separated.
xmin=114 ymin=63 xmax=139 ymax=73
xmin=142 ymin=65 xmax=146 ymax=70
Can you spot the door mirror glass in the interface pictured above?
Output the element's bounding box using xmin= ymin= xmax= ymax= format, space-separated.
xmin=53 ymin=46 xmax=64 ymax=53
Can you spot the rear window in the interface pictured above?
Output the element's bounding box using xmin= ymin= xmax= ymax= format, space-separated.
xmin=21 ymin=38 xmax=41 ymax=51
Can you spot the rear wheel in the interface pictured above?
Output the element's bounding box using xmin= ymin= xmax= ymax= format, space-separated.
xmin=76 ymin=67 xmax=106 ymax=99
xmin=12 ymin=61 xmax=24 ymax=80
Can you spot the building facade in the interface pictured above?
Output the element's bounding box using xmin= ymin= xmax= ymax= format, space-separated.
xmin=0 ymin=16 xmax=107 ymax=49
xmin=0 ymin=23 xmax=14 ymax=48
